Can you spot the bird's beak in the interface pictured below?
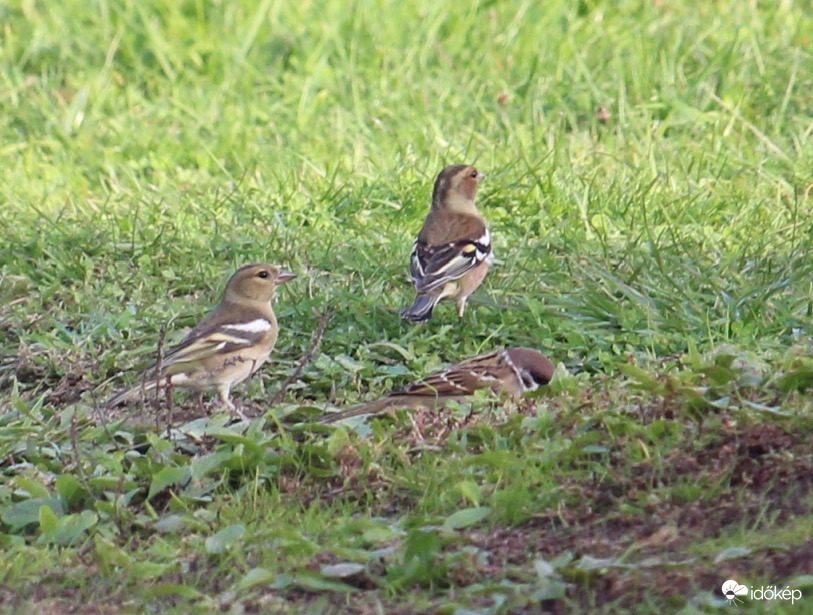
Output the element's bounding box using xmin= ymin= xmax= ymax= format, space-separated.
xmin=477 ymin=172 xmax=486 ymax=181
xmin=277 ymin=270 xmax=297 ymax=284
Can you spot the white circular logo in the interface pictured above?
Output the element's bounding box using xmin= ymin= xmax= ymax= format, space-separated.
xmin=721 ymin=579 xmax=748 ymax=600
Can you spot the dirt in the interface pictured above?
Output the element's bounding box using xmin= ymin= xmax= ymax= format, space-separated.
xmin=5 ymin=368 xmax=811 ymax=613
xmin=466 ymin=421 xmax=813 ymax=610
xmin=265 ymin=415 xmax=813 ymax=612
xmin=44 ymin=370 xmax=98 ymax=405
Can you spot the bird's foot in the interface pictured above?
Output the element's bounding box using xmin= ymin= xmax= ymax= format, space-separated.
xmin=231 ymin=406 xmax=249 ymax=421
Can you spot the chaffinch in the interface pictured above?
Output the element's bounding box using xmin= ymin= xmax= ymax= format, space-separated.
xmin=320 ymin=347 xmax=554 ymax=423
xmin=401 ymin=164 xmax=493 ymax=322
xmin=105 ymin=263 xmax=296 ymax=418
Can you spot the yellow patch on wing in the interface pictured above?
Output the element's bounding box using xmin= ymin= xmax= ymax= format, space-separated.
xmin=207 ymin=332 xmax=251 ymax=345
xmin=167 ymin=332 xmax=250 ymax=364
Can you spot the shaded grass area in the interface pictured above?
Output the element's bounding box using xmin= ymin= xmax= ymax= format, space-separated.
xmin=1 ymin=0 xmax=812 ymax=612
xmin=2 ymin=351 xmax=812 ymax=612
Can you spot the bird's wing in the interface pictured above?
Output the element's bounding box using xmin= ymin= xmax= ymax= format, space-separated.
xmin=411 ymin=233 xmax=491 ymax=294
xmin=159 ymin=318 xmax=273 ymax=371
xmin=393 ymin=351 xmax=502 ymax=397
xmin=318 ymin=351 xmax=506 ymax=424
xmin=410 ymin=211 xmax=492 ymax=293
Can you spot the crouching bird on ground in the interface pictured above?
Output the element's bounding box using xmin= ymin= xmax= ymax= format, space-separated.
xmin=320 ymin=347 xmax=554 ymax=423
xmin=400 ymin=164 xmax=492 ymax=322
xmin=105 ymin=263 xmax=296 ymax=418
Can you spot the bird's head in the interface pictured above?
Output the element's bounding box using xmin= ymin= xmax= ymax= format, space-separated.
xmin=503 ymin=348 xmax=555 ymax=392
xmin=432 ymin=164 xmax=486 ymax=207
xmin=225 ymin=263 xmax=297 ymax=304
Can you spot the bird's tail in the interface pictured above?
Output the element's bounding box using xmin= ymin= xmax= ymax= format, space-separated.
xmin=400 ymin=294 xmax=442 ymax=322
xmin=319 ymin=398 xmax=397 ymax=423
xmin=105 ymin=377 xmax=165 ymax=408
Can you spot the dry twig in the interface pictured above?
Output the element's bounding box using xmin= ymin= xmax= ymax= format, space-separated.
xmin=270 ymin=308 xmax=332 ymax=406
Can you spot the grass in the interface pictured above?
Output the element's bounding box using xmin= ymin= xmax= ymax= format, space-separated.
xmin=1 ymin=0 xmax=812 ymax=612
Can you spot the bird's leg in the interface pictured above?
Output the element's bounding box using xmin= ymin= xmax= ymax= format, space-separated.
xmin=194 ymin=391 xmax=204 ymax=410
xmin=218 ymin=386 xmax=248 ymax=421
xmin=436 ymin=282 xmax=461 ymax=316
xmin=250 ymin=358 xmax=264 ymax=393
xmin=218 ymin=386 xmax=235 ymax=411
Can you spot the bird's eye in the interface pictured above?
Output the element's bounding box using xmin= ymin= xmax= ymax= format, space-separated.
xmin=257 ymin=271 xmax=270 ymax=279
xmin=470 ymin=170 xmax=478 ymax=178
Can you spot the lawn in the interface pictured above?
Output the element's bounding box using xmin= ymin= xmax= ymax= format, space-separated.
xmin=1 ymin=0 xmax=812 ymax=612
